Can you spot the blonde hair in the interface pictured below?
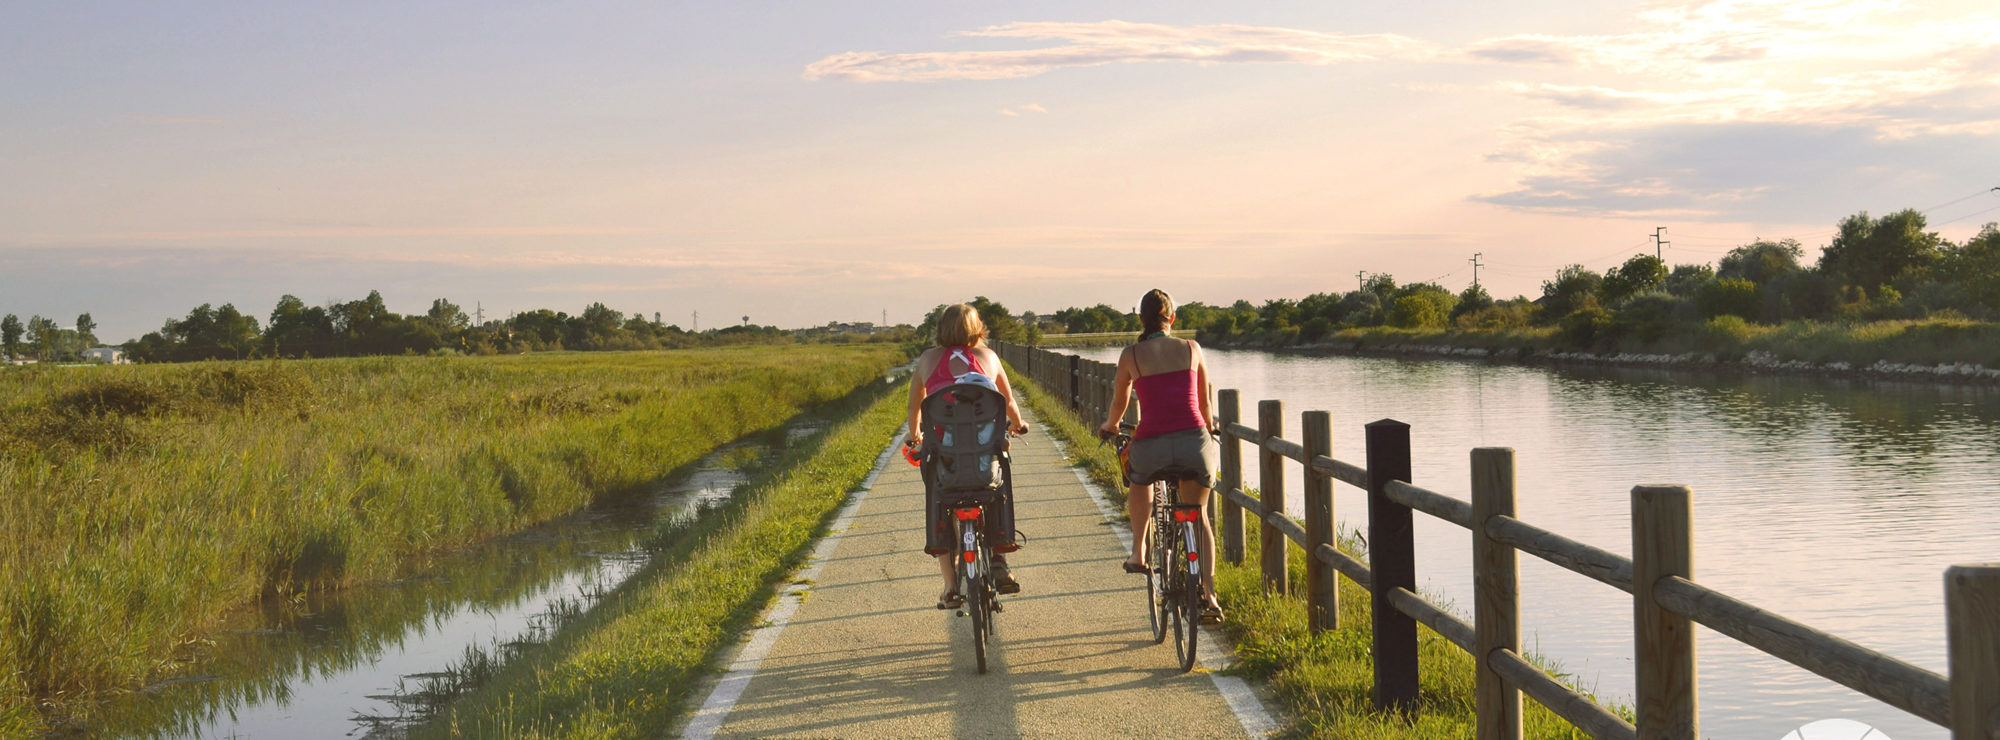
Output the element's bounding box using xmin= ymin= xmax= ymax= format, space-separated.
xmin=935 ymin=303 xmax=988 ymax=348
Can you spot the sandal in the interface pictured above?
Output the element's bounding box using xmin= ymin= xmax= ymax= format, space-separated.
xmin=936 ymin=591 xmax=964 ymax=610
xmin=1122 ymin=560 xmax=1151 ymax=574
xmin=1199 ymin=603 xmax=1224 ymax=625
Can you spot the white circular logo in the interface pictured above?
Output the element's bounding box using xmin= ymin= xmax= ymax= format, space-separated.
xmin=1780 ymin=718 xmax=1890 ymax=740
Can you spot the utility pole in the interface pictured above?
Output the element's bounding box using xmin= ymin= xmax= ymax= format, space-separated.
xmin=882 ymin=309 xmax=887 ymax=327
xmin=1469 ymin=253 xmax=1484 ymax=288
xmin=693 ymin=311 xmax=699 ymax=332
xmin=1652 ymin=227 xmax=1670 ymax=260
xmin=1357 ymin=271 xmax=1368 ymax=293
xmin=475 ymin=302 xmax=484 ymax=326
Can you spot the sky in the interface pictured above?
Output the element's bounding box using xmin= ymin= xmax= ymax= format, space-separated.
xmin=3 ymin=1 xmax=1998 ymax=342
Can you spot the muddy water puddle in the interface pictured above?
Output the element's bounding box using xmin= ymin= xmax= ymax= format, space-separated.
xmin=85 ymin=416 xmax=833 ymax=739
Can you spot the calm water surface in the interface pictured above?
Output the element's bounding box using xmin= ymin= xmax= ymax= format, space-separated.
xmin=1071 ymin=346 xmax=1998 ymax=740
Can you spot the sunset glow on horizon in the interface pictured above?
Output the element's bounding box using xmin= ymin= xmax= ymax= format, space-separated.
xmin=4 ymin=1 xmax=1997 ymax=341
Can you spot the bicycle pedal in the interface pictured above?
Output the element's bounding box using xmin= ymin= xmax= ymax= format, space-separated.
xmin=955 ymin=609 xmax=967 ymax=617
xmin=992 ymin=602 xmax=1004 ymax=612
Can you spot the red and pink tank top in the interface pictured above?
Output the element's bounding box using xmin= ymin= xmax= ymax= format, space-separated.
xmin=924 ymin=346 xmax=988 ymax=396
xmin=1133 ymin=339 xmax=1203 ymax=439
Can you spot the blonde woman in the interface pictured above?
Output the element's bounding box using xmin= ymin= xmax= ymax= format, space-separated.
xmin=906 ymin=303 xmax=1030 ymax=609
xmin=1099 ymin=289 xmax=1223 ymax=622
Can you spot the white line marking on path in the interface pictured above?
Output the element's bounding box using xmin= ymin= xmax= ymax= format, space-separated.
xmin=1050 ymin=436 xmax=1282 ymax=738
xmin=680 ymin=430 xmax=904 ymax=740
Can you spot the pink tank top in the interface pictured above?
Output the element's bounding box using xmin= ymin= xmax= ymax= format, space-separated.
xmin=924 ymin=346 xmax=987 ymax=396
xmin=1132 ymin=340 xmax=1202 ymax=439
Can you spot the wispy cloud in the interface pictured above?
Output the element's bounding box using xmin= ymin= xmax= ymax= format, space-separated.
xmin=803 ymin=21 xmax=1436 ymax=82
xmin=806 ymin=4 xmax=1999 ymax=220
xmin=134 ymin=115 xmax=226 ymax=126
xmin=999 ymin=103 xmax=1048 ymax=117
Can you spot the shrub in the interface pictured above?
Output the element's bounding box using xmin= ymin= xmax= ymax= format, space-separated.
xmin=1559 ymin=305 xmax=1614 ymax=347
xmin=1696 ymin=278 xmax=1760 ymax=320
xmin=1609 ymin=292 xmax=1685 ymax=344
xmin=1389 ymin=293 xmax=1453 ymax=329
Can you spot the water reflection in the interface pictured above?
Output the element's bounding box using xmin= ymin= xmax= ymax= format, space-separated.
xmin=1067 ymin=346 xmax=1997 ymax=740
xmin=82 ymin=415 xmax=826 ymax=739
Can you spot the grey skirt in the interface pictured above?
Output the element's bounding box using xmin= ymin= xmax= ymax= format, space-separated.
xmin=1127 ymin=427 xmax=1219 ymax=488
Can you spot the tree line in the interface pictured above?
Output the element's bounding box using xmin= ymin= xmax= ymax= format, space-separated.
xmin=1022 ymin=210 xmax=2000 ymax=349
xmin=0 ymin=291 xmax=913 ymax=365
xmin=0 ymin=313 xmax=98 ymax=363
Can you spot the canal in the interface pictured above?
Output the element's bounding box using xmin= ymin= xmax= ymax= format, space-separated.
xmin=1067 ymin=345 xmax=1998 ymax=740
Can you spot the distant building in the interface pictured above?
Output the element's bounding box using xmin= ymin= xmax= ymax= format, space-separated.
xmin=81 ymin=347 xmax=127 ymax=364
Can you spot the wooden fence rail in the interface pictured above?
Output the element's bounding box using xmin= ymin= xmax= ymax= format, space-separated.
xmin=994 ymin=341 xmax=2000 ymax=740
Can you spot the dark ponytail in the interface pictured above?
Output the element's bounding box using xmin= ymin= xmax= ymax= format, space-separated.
xmin=1139 ymin=289 xmax=1174 ymax=334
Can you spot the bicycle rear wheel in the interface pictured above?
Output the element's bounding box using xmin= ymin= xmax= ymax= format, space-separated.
xmin=963 ymin=519 xmax=988 ymax=674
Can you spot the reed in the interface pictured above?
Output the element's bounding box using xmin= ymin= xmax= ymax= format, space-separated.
xmin=0 ymin=345 xmax=906 ymax=731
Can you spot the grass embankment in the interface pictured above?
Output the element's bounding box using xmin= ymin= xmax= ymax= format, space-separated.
xmin=1009 ymin=367 xmax=1629 ymax=739
xmin=0 ymin=345 xmax=906 ymax=733
xmin=1219 ymin=316 xmax=2000 ymax=371
xmin=418 ymin=377 xmax=908 ymax=737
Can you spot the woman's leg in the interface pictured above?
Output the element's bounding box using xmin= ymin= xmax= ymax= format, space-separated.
xmin=937 ymin=553 xmax=957 ymax=601
xmin=1126 ymin=482 xmax=1153 ymax=566
xmin=1178 ymin=479 xmax=1221 ymax=609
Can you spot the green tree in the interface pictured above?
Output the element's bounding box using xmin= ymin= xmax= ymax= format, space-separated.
xmin=1600 ymin=254 xmax=1668 ymax=305
xmin=1 ymin=314 xmax=20 ymax=361
xmin=1663 ymin=264 xmax=1715 ymax=297
xmin=1539 ymin=264 xmax=1603 ymax=323
xmin=1388 ymin=288 xmax=1455 ymax=329
xmin=1818 ymin=209 xmax=1942 ymax=290
xmin=265 ymin=295 xmax=337 ymax=358
xmin=25 ymin=315 xmax=58 ymax=360
xmin=1938 ymin=223 xmax=2000 ymax=312
xmin=1450 ymin=283 xmax=1494 ymax=323
xmin=74 ymin=313 xmax=97 ymax=349
xmin=1717 ymin=239 xmax=1804 ymax=285
xmin=1696 ymin=278 xmax=1760 ymax=321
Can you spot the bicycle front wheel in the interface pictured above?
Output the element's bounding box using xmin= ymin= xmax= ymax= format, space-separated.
xmin=1149 ymin=485 xmax=1171 ymax=644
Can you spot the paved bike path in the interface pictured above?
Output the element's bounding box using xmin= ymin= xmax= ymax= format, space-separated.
xmin=680 ymin=404 xmax=1277 ymax=738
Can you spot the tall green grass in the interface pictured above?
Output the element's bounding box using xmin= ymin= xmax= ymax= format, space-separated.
xmin=418 ymin=375 xmax=908 ymax=738
xmin=1010 ymin=369 xmax=1631 ymax=738
xmin=0 ymin=345 xmax=906 ymax=732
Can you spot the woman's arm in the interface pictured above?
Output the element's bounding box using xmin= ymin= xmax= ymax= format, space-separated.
xmin=1192 ymin=340 xmax=1217 ymax=433
xmin=989 ymin=359 xmax=1029 ymax=434
xmin=906 ymin=348 xmax=937 ymax=446
xmin=1100 ymin=346 xmax=1137 ymax=434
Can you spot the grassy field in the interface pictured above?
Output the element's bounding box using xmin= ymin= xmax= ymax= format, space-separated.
xmin=0 ymin=345 xmax=907 ymax=733
xmin=1008 ymin=366 xmax=1631 ymax=738
xmin=417 ymin=374 xmax=907 ymax=737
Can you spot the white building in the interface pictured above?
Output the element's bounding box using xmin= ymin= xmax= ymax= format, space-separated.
xmin=81 ymin=347 xmax=126 ymax=364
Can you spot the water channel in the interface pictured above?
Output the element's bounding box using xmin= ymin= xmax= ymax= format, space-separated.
xmin=1067 ymin=345 xmax=1997 ymax=740
xmin=83 ymin=409 xmax=846 ymax=739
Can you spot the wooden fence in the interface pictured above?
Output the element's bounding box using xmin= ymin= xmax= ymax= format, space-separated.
xmin=994 ymin=341 xmax=2000 ymax=740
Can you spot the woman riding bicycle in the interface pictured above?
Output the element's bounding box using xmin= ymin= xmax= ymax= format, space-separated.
xmin=1099 ymin=289 xmax=1223 ymax=623
xmin=907 ymin=303 xmax=1030 ymax=610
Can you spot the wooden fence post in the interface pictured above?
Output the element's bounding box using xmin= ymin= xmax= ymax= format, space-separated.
xmin=1068 ymin=354 xmax=1081 ymax=413
xmin=1258 ymin=400 xmax=1288 ymax=595
xmin=1632 ymin=484 xmax=1696 ymax=740
xmin=1947 ymin=563 xmax=2000 ymax=740
xmin=1366 ymin=419 xmax=1416 ymax=713
xmin=1303 ymin=410 xmax=1336 ymax=633
xmin=1472 ymin=447 xmax=1522 ymax=740
xmin=1219 ymin=390 xmax=1244 ymax=565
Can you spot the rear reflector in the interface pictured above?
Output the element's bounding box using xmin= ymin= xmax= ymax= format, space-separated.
xmin=954 ymin=508 xmax=980 ymax=521
xmin=1173 ymin=510 xmax=1201 ymax=522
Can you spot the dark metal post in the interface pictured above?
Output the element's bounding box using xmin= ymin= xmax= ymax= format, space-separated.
xmin=1366 ymin=418 xmax=1416 ymax=713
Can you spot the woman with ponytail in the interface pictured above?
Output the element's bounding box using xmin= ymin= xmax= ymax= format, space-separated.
xmin=1098 ymin=289 xmax=1223 ymax=622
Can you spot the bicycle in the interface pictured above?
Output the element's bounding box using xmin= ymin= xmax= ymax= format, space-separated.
xmin=1101 ymin=424 xmax=1209 ymax=673
xmin=911 ymin=381 xmax=1027 ymax=675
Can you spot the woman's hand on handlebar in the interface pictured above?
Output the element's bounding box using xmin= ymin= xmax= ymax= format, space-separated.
xmin=905 ymin=431 xmax=922 ymax=449
xmin=1010 ymin=421 xmax=1031 ymax=437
